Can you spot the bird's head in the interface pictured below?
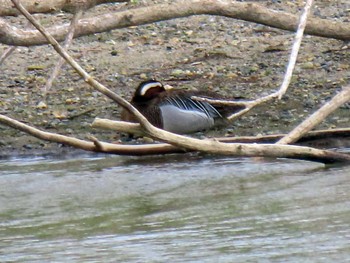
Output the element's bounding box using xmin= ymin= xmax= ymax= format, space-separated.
xmin=132 ymin=79 xmax=172 ymax=102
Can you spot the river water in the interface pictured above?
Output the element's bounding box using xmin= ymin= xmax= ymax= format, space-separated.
xmin=0 ymin=152 xmax=350 ymax=262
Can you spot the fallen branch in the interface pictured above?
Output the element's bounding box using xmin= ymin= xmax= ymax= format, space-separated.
xmin=93 ymin=118 xmax=143 ymax=135
xmin=92 ymin=117 xmax=350 ymax=145
xmin=218 ymin=128 xmax=350 ymax=145
xmin=9 ymin=0 xmax=350 ymax=165
xmin=0 ymin=114 xmax=183 ymax=155
xmin=1 ymin=114 xmax=350 ymax=163
xmin=2 ymin=0 xmax=350 ymax=46
xmin=277 ymin=86 xmax=350 ymax=145
xmin=0 ymin=0 xmax=128 ymax=16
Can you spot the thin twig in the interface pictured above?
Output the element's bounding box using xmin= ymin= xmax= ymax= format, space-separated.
xmin=0 ymin=46 xmax=16 ymax=66
xmin=278 ymin=0 xmax=314 ymax=98
xmin=198 ymin=0 xmax=313 ymax=120
xmin=0 ymin=15 xmax=40 ymax=66
xmin=43 ymin=10 xmax=83 ymax=94
xmin=10 ymin=0 xmax=139 ymax=114
xmin=277 ymin=85 xmax=350 ymax=145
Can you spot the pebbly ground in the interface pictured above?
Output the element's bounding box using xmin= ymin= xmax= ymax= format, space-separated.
xmin=0 ymin=0 xmax=349 ymax=156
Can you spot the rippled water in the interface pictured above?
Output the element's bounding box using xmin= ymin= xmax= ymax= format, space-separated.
xmin=0 ymin=153 xmax=350 ymax=262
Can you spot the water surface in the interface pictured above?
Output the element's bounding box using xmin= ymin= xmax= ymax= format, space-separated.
xmin=0 ymin=153 xmax=349 ymax=262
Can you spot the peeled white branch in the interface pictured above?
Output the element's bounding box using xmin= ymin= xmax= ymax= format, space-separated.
xmin=92 ymin=118 xmax=143 ymax=135
xmin=278 ymin=0 xmax=313 ymax=98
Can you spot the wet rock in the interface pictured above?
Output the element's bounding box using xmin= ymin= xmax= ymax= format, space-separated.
xmin=23 ymin=144 xmax=33 ymax=150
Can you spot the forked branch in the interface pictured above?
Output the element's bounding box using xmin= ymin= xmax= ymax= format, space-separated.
xmin=1 ymin=114 xmax=350 ymax=163
xmin=3 ymin=0 xmax=349 ymax=165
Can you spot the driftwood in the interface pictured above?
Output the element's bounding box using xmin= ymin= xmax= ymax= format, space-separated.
xmin=92 ymin=117 xmax=350 ymax=146
xmin=0 ymin=0 xmax=128 ymax=16
xmin=1 ymin=114 xmax=350 ymax=164
xmin=1 ymin=0 xmax=350 ymax=47
xmin=1 ymin=0 xmax=348 ymax=165
xmin=92 ymin=118 xmax=350 ymax=146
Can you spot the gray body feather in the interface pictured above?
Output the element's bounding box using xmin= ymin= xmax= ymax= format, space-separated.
xmin=159 ymin=96 xmax=222 ymax=133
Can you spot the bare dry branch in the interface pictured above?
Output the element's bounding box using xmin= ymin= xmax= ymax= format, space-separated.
xmin=43 ymin=10 xmax=83 ymax=94
xmin=190 ymin=0 xmax=313 ymax=119
xmin=278 ymin=0 xmax=313 ymax=99
xmin=0 ymin=0 xmax=128 ymax=16
xmin=1 ymin=114 xmax=350 ymax=163
xmin=10 ymin=0 xmax=135 ymax=112
xmin=92 ymin=118 xmax=350 ymax=147
xmin=2 ymin=0 xmax=350 ymax=46
xmin=92 ymin=118 xmax=144 ymax=135
xmin=7 ymin=0 xmax=350 ymax=165
xmin=191 ymin=92 xmax=279 ymax=121
xmin=0 ymin=14 xmax=39 ymax=65
xmin=277 ymin=86 xmax=350 ymax=145
xmin=0 ymin=45 xmax=16 ymax=65
xmin=0 ymin=114 xmax=183 ymax=155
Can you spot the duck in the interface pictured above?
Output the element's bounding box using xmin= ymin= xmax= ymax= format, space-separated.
xmin=121 ymin=79 xmax=245 ymax=134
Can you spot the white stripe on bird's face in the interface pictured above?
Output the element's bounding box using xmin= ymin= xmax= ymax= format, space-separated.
xmin=139 ymin=82 xmax=163 ymax=96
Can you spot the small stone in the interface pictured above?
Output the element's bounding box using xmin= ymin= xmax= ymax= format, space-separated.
xmin=27 ymin=65 xmax=45 ymax=71
xmin=36 ymin=101 xmax=47 ymax=109
xmin=52 ymin=111 xmax=67 ymax=120
xmin=226 ymin=72 xmax=238 ymax=79
xmin=142 ymin=137 xmax=154 ymax=143
xmin=171 ymin=69 xmax=184 ymax=76
xmin=110 ymin=50 xmax=118 ymax=56
xmin=231 ymin=40 xmax=240 ymax=46
xmin=300 ymin=62 xmax=315 ymax=69
xmin=140 ymin=73 xmax=148 ymax=79
xmin=23 ymin=144 xmax=33 ymax=149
